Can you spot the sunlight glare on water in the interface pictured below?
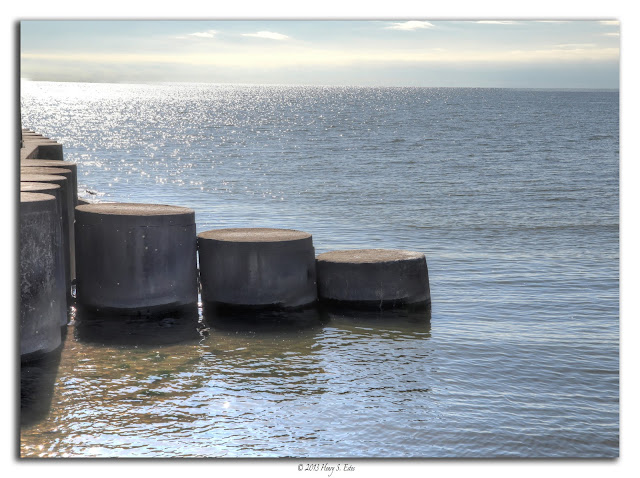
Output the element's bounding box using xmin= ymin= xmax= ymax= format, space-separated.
xmin=20 ymin=81 xmax=618 ymax=457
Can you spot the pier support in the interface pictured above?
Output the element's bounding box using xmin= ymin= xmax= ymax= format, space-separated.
xmin=21 ymin=173 xmax=75 ymax=285
xmin=316 ymin=249 xmax=431 ymax=308
xmin=198 ymin=228 xmax=317 ymax=309
xmin=21 ymin=182 xmax=72 ymax=312
xmin=20 ymin=192 xmax=64 ymax=360
xmin=21 ymin=160 xmax=78 ymax=207
xmin=74 ymin=203 xmax=198 ymax=315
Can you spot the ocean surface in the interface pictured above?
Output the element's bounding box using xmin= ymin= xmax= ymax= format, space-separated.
xmin=19 ymin=81 xmax=619 ymax=458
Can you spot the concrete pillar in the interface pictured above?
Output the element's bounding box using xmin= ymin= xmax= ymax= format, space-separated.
xmin=197 ymin=228 xmax=317 ymax=309
xmin=20 ymin=192 xmax=64 ymax=361
xmin=20 ymin=182 xmax=71 ymax=312
xmin=316 ymin=249 xmax=431 ymax=308
xmin=35 ymin=142 xmax=63 ymax=161
xmin=21 ymin=160 xmax=78 ymax=207
xmin=74 ymin=203 xmax=198 ymax=315
xmin=20 ymin=173 xmax=75 ymax=284
xmin=19 ymin=166 xmax=74 ymax=208
xmin=20 ymin=134 xmax=64 ymax=161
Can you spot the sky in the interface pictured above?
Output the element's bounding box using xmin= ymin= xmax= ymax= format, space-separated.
xmin=20 ymin=19 xmax=619 ymax=88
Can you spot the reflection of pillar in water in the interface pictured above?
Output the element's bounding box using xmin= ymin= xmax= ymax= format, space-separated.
xmin=74 ymin=305 xmax=202 ymax=347
xmin=318 ymin=303 xmax=432 ymax=338
xmin=20 ymin=348 xmax=63 ymax=427
xmin=201 ymin=306 xmax=328 ymax=398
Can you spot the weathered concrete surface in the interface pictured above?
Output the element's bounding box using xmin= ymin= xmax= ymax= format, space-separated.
xmin=21 ymin=160 xmax=78 ymax=207
xmin=20 ymin=173 xmax=75 ymax=281
xmin=75 ymin=203 xmax=198 ymax=315
xmin=20 ymin=130 xmax=63 ymax=161
xmin=198 ymin=228 xmax=317 ymax=309
xmin=20 ymin=192 xmax=64 ymax=360
xmin=316 ymin=249 xmax=431 ymax=308
xmin=20 ymin=182 xmax=72 ymax=310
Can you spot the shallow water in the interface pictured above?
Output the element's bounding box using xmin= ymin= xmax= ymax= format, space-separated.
xmin=20 ymin=82 xmax=618 ymax=457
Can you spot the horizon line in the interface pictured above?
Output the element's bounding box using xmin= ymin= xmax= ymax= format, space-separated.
xmin=20 ymin=78 xmax=620 ymax=91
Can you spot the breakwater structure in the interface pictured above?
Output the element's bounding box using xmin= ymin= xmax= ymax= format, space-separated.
xmin=19 ymin=129 xmax=431 ymax=363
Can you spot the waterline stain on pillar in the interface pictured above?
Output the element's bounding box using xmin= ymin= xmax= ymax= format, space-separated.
xmin=74 ymin=203 xmax=198 ymax=316
xmin=316 ymin=249 xmax=431 ymax=309
xmin=20 ymin=192 xmax=64 ymax=361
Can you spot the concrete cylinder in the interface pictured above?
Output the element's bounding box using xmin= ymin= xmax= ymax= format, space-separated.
xmin=21 ymin=160 xmax=78 ymax=207
xmin=19 ymin=166 xmax=74 ymax=208
xmin=20 ymin=173 xmax=75 ymax=284
xmin=316 ymin=249 xmax=431 ymax=308
xmin=75 ymin=203 xmax=198 ymax=315
xmin=197 ymin=228 xmax=317 ymax=309
xmin=20 ymin=192 xmax=64 ymax=360
xmin=35 ymin=142 xmax=64 ymax=161
xmin=20 ymin=182 xmax=71 ymax=312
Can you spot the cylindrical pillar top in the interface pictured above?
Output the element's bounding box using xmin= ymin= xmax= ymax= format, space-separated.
xmin=317 ymin=249 xmax=425 ymax=264
xmin=20 ymin=182 xmax=61 ymax=194
xmin=198 ymin=227 xmax=311 ymax=243
xmin=20 ymin=191 xmax=56 ymax=204
xmin=20 ymin=174 xmax=67 ymax=185
xmin=75 ymin=203 xmax=195 ymax=227
xmin=21 ymin=159 xmax=77 ymax=168
xmin=20 ymin=166 xmax=71 ymax=176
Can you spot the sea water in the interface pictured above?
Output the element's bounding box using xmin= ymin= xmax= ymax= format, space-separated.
xmin=19 ymin=82 xmax=619 ymax=457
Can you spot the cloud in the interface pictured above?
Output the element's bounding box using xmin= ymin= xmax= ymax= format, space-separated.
xmin=599 ymin=20 xmax=620 ymax=25
xmin=476 ymin=21 xmax=520 ymax=25
xmin=603 ymin=32 xmax=620 ymax=37
xmin=534 ymin=20 xmax=572 ymax=24
xmin=242 ymin=31 xmax=290 ymax=40
xmin=187 ymin=30 xmax=217 ymax=39
xmin=554 ymin=43 xmax=597 ymax=49
xmin=21 ymin=44 xmax=619 ymax=70
xmin=384 ymin=21 xmax=435 ymax=31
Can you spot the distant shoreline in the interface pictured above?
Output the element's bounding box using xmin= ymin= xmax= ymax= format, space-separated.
xmin=19 ymin=78 xmax=620 ymax=93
